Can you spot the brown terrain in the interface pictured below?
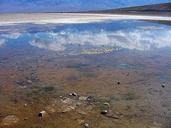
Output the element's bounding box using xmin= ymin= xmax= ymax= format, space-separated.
xmin=91 ymin=2 xmax=171 ymax=16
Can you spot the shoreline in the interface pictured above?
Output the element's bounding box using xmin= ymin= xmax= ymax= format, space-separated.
xmin=0 ymin=13 xmax=171 ymax=25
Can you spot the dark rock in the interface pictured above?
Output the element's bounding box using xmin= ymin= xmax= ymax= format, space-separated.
xmin=161 ymin=84 xmax=165 ymax=88
xmin=86 ymin=96 xmax=96 ymax=104
xmin=101 ymin=110 xmax=108 ymax=115
xmin=38 ymin=111 xmax=46 ymax=117
xmin=69 ymin=92 xmax=78 ymax=97
xmin=117 ymin=81 xmax=121 ymax=85
xmin=25 ymin=72 xmax=39 ymax=83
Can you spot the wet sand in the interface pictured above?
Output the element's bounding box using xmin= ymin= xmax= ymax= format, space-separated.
xmin=0 ymin=13 xmax=171 ymax=25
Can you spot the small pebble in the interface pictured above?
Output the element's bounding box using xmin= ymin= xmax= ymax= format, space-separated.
xmin=101 ymin=110 xmax=108 ymax=115
xmin=38 ymin=111 xmax=46 ymax=117
xmin=117 ymin=81 xmax=120 ymax=85
xmin=69 ymin=92 xmax=78 ymax=97
xmin=27 ymin=80 xmax=32 ymax=84
xmin=84 ymin=123 xmax=89 ymax=128
xmin=161 ymin=84 xmax=165 ymax=88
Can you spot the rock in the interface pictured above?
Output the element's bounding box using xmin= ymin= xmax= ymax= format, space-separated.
xmin=27 ymin=80 xmax=32 ymax=84
xmin=78 ymin=110 xmax=87 ymax=115
xmin=62 ymin=98 xmax=74 ymax=105
xmin=26 ymin=72 xmax=39 ymax=82
xmin=77 ymin=119 xmax=85 ymax=124
xmin=161 ymin=84 xmax=165 ymax=88
xmin=62 ymin=106 xmax=75 ymax=113
xmin=69 ymin=92 xmax=78 ymax=97
xmin=2 ymin=115 xmax=19 ymax=126
xmin=76 ymin=102 xmax=82 ymax=106
xmin=79 ymin=96 xmax=87 ymax=101
xmin=101 ymin=109 xmax=120 ymax=119
xmin=86 ymin=96 xmax=96 ymax=104
xmin=38 ymin=111 xmax=46 ymax=117
xmin=84 ymin=123 xmax=90 ymax=128
xmin=106 ymin=110 xmax=120 ymax=119
xmin=60 ymin=98 xmax=77 ymax=113
xmin=117 ymin=81 xmax=121 ymax=85
xmin=101 ymin=110 xmax=108 ymax=115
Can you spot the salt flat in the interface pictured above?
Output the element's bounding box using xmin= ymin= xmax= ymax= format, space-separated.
xmin=0 ymin=13 xmax=171 ymax=25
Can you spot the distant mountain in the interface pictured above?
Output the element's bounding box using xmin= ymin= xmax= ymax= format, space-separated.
xmin=95 ymin=3 xmax=171 ymax=15
xmin=0 ymin=0 xmax=171 ymax=13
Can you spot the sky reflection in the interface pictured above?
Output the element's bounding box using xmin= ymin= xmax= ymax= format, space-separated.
xmin=0 ymin=21 xmax=171 ymax=54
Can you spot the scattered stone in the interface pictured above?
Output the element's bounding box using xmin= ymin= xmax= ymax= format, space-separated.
xmin=86 ymin=96 xmax=96 ymax=104
xmin=101 ymin=109 xmax=120 ymax=119
xmin=117 ymin=81 xmax=121 ymax=85
xmin=78 ymin=110 xmax=87 ymax=115
xmin=161 ymin=84 xmax=165 ymax=88
xmin=27 ymin=80 xmax=32 ymax=84
xmin=15 ymin=79 xmax=33 ymax=87
xmin=77 ymin=119 xmax=85 ymax=124
xmin=69 ymin=92 xmax=78 ymax=97
xmin=79 ymin=96 xmax=88 ymax=101
xmin=84 ymin=123 xmax=90 ymax=128
xmin=2 ymin=115 xmax=19 ymax=126
xmin=105 ymin=110 xmax=120 ymax=119
xmin=76 ymin=102 xmax=82 ymax=106
xmin=62 ymin=106 xmax=75 ymax=113
xmin=38 ymin=111 xmax=46 ymax=117
xmin=26 ymin=72 xmax=39 ymax=82
xmin=62 ymin=98 xmax=74 ymax=105
xmin=101 ymin=110 xmax=108 ymax=115
xmin=19 ymin=85 xmax=27 ymax=89
xmin=15 ymin=80 xmax=26 ymax=86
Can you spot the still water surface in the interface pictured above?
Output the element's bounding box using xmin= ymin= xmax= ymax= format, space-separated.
xmin=0 ymin=20 xmax=171 ymax=128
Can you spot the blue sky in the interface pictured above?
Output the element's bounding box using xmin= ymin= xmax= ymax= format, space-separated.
xmin=0 ymin=0 xmax=170 ymax=13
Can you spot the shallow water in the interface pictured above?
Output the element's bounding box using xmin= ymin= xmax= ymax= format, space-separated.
xmin=0 ymin=20 xmax=171 ymax=128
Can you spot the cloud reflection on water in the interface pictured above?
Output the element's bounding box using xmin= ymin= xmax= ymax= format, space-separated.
xmin=0 ymin=39 xmax=5 ymax=47
xmin=29 ymin=28 xmax=171 ymax=52
xmin=0 ymin=23 xmax=171 ymax=53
